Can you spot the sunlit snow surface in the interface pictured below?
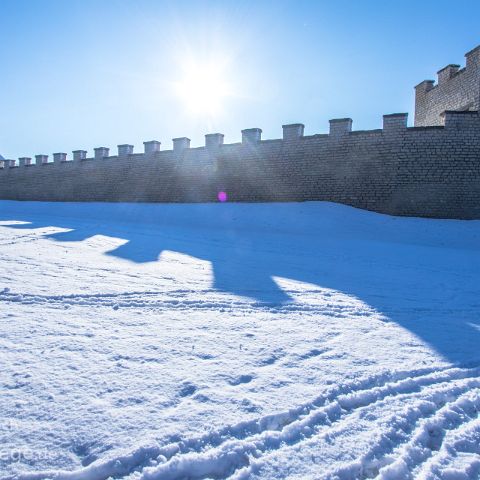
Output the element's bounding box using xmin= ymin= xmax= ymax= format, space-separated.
xmin=0 ymin=201 xmax=479 ymax=480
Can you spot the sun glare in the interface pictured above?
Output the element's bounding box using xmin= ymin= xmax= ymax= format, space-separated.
xmin=175 ymin=61 xmax=232 ymax=116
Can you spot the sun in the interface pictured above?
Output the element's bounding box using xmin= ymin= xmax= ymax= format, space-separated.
xmin=174 ymin=61 xmax=232 ymax=116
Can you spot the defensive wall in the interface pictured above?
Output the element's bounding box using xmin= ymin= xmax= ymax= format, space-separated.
xmin=1 ymin=111 xmax=480 ymax=219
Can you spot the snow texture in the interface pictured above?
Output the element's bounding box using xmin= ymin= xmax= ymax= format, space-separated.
xmin=0 ymin=200 xmax=479 ymax=480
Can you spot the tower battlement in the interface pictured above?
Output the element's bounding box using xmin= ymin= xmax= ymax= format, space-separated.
xmin=414 ymin=45 xmax=480 ymax=126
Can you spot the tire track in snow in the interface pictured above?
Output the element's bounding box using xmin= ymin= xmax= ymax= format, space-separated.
xmin=6 ymin=365 xmax=479 ymax=480
xmin=146 ymin=376 xmax=480 ymax=480
xmin=313 ymin=388 xmax=480 ymax=480
xmin=416 ymin=416 xmax=480 ymax=480
xmin=227 ymin=378 xmax=480 ymax=480
xmin=373 ymin=389 xmax=480 ymax=479
xmin=149 ymin=368 xmax=480 ymax=469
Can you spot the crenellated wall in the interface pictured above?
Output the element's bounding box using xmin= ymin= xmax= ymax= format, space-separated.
xmin=414 ymin=45 xmax=480 ymax=126
xmin=1 ymin=111 xmax=480 ymax=219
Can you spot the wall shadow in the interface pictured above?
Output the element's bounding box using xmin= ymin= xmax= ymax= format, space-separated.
xmin=1 ymin=201 xmax=479 ymax=364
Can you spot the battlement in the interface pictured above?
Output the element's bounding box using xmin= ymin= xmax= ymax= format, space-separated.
xmin=2 ymin=111 xmax=478 ymax=171
xmin=414 ymin=45 xmax=480 ymax=126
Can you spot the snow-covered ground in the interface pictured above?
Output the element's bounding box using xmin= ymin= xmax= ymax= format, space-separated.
xmin=0 ymin=200 xmax=479 ymax=480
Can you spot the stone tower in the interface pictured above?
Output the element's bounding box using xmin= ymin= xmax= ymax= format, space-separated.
xmin=414 ymin=45 xmax=480 ymax=126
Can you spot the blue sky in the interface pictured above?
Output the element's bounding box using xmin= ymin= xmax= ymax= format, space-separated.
xmin=0 ymin=0 xmax=479 ymax=159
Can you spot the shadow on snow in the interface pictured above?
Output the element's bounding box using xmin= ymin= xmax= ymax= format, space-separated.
xmin=1 ymin=200 xmax=479 ymax=364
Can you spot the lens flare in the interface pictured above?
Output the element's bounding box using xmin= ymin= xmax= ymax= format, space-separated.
xmin=217 ymin=191 xmax=228 ymax=202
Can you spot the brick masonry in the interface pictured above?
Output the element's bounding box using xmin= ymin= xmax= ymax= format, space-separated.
xmin=1 ymin=110 xmax=479 ymax=219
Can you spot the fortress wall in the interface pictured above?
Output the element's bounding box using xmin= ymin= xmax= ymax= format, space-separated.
xmin=1 ymin=111 xmax=480 ymax=219
xmin=414 ymin=46 xmax=480 ymax=126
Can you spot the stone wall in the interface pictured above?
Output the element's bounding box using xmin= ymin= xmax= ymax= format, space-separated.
xmin=1 ymin=111 xmax=480 ymax=219
xmin=414 ymin=46 xmax=480 ymax=126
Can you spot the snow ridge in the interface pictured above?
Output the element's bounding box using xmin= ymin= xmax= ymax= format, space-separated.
xmin=0 ymin=288 xmax=374 ymax=317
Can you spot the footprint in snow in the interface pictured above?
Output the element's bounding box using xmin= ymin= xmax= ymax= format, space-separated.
xmin=258 ymin=354 xmax=279 ymax=366
xmin=178 ymin=382 xmax=197 ymax=397
xmin=192 ymin=393 xmax=210 ymax=403
xmin=229 ymin=374 xmax=254 ymax=386
xmin=241 ymin=398 xmax=260 ymax=412
xmin=297 ymin=348 xmax=329 ymax=360
xmin=194 ymin=352 xmax=215 ymax=360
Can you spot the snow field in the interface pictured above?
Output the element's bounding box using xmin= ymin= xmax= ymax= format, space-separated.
xmin=0 ymin=201 xmax=479 ymax=479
